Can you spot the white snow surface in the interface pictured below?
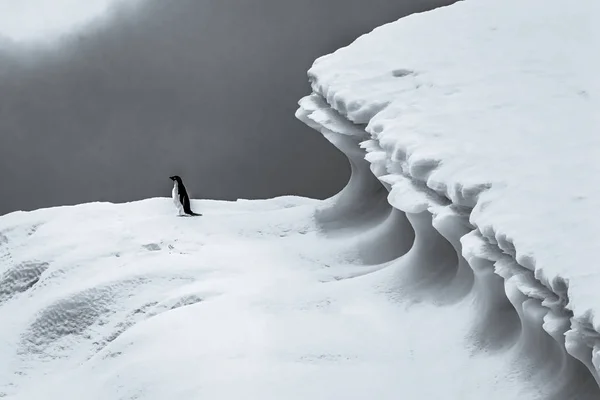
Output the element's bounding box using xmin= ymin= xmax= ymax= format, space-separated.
xmin=0 ymin=197 xmax=544 ymax=399
xmin=4 ymin=190 xmax=593 ymax=399
xmin=302 ymin=0 xmax=600 ymax=376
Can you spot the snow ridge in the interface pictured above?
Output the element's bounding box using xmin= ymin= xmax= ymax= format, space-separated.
xmin=296 ymin=92 xmax=600 ymax=398
xmin=296 ymin=0 xmax=599 ymax=396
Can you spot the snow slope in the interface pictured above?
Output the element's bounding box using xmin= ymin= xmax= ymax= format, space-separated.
xmin=3 ymin=189 xmax=594 ymax=399
xmin=296 ymin=0 xmax=600 ymax=397
xmin=0 ymin=196 xmax=554 ymax=399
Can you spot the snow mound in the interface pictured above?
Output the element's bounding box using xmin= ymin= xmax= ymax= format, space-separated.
xmin=297 ymin=0 xmax=600 ymax=397
xmin=0 ymin=192 xmax=586 ymax=398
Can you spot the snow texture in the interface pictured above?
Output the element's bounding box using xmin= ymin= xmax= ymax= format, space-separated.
xmin=296 ymin=0 xmax=600 ymax=397
xmin=1 ymin=0 xmax=599 ymax=398
xmin=2 ymin=194 xmax=589 ymax=399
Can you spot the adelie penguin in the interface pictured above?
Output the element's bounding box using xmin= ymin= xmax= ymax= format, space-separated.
xmin=169 ymin=175 xmax=201 ymax=217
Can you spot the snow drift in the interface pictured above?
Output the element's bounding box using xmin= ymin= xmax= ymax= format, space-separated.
xmin=1 ymin=0 xmax=599 ymax=398
xmin=297 ymin=0 xmax=599 ymax=398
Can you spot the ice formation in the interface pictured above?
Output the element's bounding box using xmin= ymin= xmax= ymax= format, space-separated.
xmin=297 ymin=0 xmax=599 ymax=397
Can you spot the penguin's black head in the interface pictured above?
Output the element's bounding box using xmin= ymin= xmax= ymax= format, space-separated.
xmin=169 ymin=175 xmax=181 ymax=182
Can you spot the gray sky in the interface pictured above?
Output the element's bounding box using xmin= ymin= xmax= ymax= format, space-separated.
xmin=0 ymin=0 xmax=453 ymax=215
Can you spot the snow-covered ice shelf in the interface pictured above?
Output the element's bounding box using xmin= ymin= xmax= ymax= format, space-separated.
xmin=297 ymin=0 xmax=600 ymax=398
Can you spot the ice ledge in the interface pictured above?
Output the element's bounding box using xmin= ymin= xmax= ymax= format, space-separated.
xmin=295 ymin=0 xmax=599 ymax=393
xmin=297 ymin=90 xmax=600 ymax=397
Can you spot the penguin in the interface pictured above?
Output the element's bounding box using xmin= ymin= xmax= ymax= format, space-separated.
xmin=169 ymin=175 xmax=201 ymax=216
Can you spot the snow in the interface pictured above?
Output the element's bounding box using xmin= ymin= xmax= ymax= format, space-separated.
xmin=2 ymin=0 xmax=600 ymax=398
xmin=298 ymin=0 xmax=600 ymax=393
xmin=0 ymin=197 xmax=548 ymax=399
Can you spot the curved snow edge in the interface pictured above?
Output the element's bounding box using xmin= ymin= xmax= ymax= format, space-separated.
xmin=296 ymin=92 xmax=600 ymax=393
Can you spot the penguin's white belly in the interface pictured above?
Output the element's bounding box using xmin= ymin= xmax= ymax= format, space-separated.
xmin=172 ymin=182 xmax=184 ymax=215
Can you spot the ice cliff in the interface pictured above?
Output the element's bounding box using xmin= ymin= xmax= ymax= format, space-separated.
xmin=297 ymin=0 xmax=599 ymax=398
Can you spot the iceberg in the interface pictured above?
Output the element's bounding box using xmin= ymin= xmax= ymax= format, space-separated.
xmin=1 ymin=0 xmax=598 ymax=398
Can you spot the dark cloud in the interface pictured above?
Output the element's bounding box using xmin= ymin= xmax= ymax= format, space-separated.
xmin=0 ymin=0 xmax=454 ymax=215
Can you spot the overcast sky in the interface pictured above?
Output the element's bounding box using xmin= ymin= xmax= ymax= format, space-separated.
xmin=0 ymin=0 xmax=453 ymax=215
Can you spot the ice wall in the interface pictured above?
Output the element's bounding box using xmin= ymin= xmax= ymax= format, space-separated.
xmin=296 ymin=0 xmax=600 ymax=397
